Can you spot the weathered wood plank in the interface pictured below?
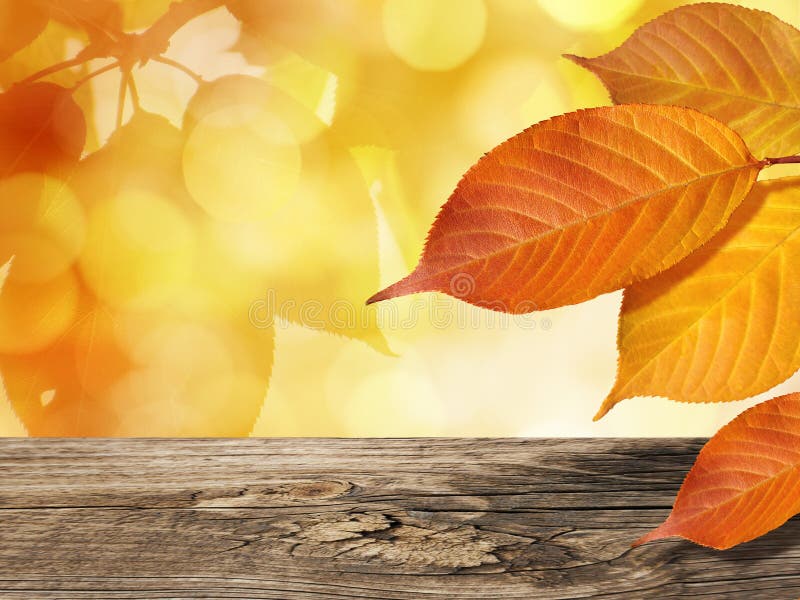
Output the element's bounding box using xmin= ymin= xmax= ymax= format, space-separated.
xmin=0 ymin=438 xmax=798 ymax=599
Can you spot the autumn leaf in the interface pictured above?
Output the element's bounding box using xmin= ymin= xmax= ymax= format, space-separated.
xmin=351 ymin=145 xmax=422 ymax=270
xmin=567 ymin=3 xmax=800 ymax=157
xmin=0 ymin=0 xmax=403 ymax=436
xmin=184 ymin=75 xmax=389 ymax=353
xmin=0 ymin=282 xmax=133 ymax=436
xmin=0 ymin=2 xmax=49 ymax=63
xmin=597 ymin=179 xmax=800 ymax=420
xmin=224 ymin=0 xmax=314 ymax=33
xmin=44 ymin=0 xmax=123 ymax=45
xmin=0 ymin=20 xmax=68 ymax=89
xmin=635 ymin=392 xmax=800 ymax=550
xmin=0 ymin=173 xmax=85 ymax=285
xmin=0 ymin=263 xmax=79 ymax=357
xmin=368 ymin=104 xmax=762 ymax=311
xmin=73 ymin=111 xmax=274 ymax=435
xmin=101 ymin=308 xmax=274 ymax=437
xmin=0 ymin=277 xmax=273 ymax=436
xmin=183 ymin=74 xmax=326 ymax=150
xmin=73 ymin=110 xmax=190 ymax=205
xmin=0 ymin=82 xmax=86 ymax=177
xmin=226 ymin=0 xmax=357 ymax=75
xmin=0 ymin=258 xmax=28 ymax=437
xmin=116 ymin=0 xmax=173 ymax=31
xmin=0 ymin=109 xmax=275 ymax=436
xmin=71 ymin=113 xmax=198 ymax=315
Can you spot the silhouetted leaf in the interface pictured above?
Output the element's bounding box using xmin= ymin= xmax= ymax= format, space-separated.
xmin=0 ymin=82 xmax=86 ymax=176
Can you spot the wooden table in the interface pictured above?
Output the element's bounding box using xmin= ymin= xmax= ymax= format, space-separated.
xmin=1 ymin=438 xmax=798 ymax=598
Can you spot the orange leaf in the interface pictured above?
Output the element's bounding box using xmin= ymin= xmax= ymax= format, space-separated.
xmin=368 ymin=104 xmax=761 ymax=311
xmin=635 ymin=392 xmax=800 ymax=550
xmin=0 ymin=110 xmax=276 ymax=436
xmin=45 ymin=0 xmax=123 ymax=43
xmin=567 ymin=3 xmax=800 ymax=157
xmin=0 ymin=2 xmax=49 ymax=63
xmin=597 ymin=179 xmax=800 ymax=420
xmin=0 ymin=287 xmax=134 ymax=436
xmin=0 ymin=82 xmax=86 ymax=177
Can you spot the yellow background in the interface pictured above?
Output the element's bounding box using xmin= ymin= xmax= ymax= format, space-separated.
xmin=1 ymin=0 xmax=798 ymax=436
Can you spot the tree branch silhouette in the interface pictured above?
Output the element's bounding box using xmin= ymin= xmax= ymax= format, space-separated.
xmin=16 ymin=0 xmax=225 ymax=119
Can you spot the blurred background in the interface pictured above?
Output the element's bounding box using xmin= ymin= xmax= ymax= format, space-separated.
xmin=1 ymin=0 xmax=799 ymax=437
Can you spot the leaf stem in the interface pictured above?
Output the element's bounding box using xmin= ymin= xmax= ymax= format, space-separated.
xmin=152 ymin=55 xmax=204 ymax=84
xmin=763 ymin=155 xmax=800 ymax=166
xmin=127 ymin=74 xmax=141 ymax=111
xmin=17 ymin=0 xmax=222 ymax=88
xmin=71 ymin=61 xmax=120 ymax=91
xmin=17 ymin=52 xmax=97 ymax=86
xmin=116 ymin=70 xmax=129 ymax=129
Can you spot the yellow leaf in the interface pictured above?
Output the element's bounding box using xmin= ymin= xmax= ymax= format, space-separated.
xmin=0 ymin=258 xmax=26 ymax=436
xmin=0 ymin=383 xmax=26 ymax=436
xmin=266 ymin=50 xmax=338 ymax=127
xmin=598 ymin=178 xmax=800 ymax=420
xmin=185 ymin=76 xmax=389 ymax=353
xmin=568 ymin=3 xmax=800 ymax=157
xmin=117 ymin=0 xmax=171 ymax=30
xmin=350 ymin=145 xmax=422 ymax=270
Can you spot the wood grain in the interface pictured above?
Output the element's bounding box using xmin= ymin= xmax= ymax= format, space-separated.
xmin=1 ymin=438 xmax=799 ymax=598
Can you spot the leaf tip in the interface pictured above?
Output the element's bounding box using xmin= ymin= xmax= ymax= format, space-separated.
xmin=632 ymin=518 xmax=676 ymax=548
xmin=366 ymin=271 xmax=428 ymax=305
xmin=562 ymin=53 xmax=590 ymax=68
xmin=366 ymin=287 xmax=394 ymax=305
xmin=365 ymin=292 xmax=382 ymax=306
xmin=358 ymin=327 xmax=396 ymax=356
xmin=631 ymin=529 xmax=660 ymax=548
xmin=592 ymin=394 xmax=619 ymax=421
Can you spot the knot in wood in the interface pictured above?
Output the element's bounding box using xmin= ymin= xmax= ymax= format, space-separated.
xmin=287 ymin=480 xmax=353 ymax=500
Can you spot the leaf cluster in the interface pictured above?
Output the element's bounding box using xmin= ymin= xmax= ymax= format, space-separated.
xmin=0 ymin=0 xmax=386 ymax=436
xmin=370 ymin=2 xmax=800 ymax=550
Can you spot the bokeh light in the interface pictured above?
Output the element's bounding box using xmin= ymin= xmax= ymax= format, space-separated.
xmin=183 ymin=106 xmax=301 ymax=221
xmin=0 ymin=268 xmax=78 ymax=355
xmin=538 ymin=0 xmax=644 ymax=31
xmin=383 ymin=0 xmax=487 ymax=71
xmin=0 ymin=174 xmax=85 ymax=283
xmin=79 ymin=189 xmax=195 ymax=309
xmin=1 ymin=0 xmax=794 ymax=437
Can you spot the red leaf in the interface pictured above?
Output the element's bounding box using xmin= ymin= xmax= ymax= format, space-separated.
xmin=635 ymin=393 xmax=800 ymax=550
xmin=368 ymin=104 xmax=761 ymax=311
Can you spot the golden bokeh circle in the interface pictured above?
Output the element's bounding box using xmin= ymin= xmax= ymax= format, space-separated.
xmin=383 ymin=0 xmax=487 ymax=71
xmin=183 ymin=106 xmax=302 ymax=222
